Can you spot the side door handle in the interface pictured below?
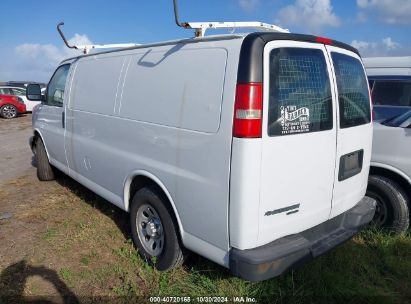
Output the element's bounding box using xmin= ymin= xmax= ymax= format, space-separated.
xmin=62 ymin=111 xmax=65 ymax=128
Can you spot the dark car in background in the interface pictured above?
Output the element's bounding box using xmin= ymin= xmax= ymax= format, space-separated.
xmin=4 ymin=81 xmax=47 ymax=90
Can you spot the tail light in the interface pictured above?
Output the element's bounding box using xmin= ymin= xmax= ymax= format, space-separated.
xmin=233 ymin=83 xmax=263 ymax=138
xmin=17 ymin=97 xmax=25 ymax=104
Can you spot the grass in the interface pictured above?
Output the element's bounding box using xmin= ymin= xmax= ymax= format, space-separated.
xmin=42 ymin=228 xmax=57 ymax=240
xmin=0 ymin=174 xmax=410 ymax=303
xmin=60 ymin=267 xmax=74 ymax=282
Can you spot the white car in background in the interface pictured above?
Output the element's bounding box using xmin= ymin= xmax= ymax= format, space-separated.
xmin=0 ymin=86 xmax=41 ymax=112
xmin=367 ymin=111 xmax=411 ymax=233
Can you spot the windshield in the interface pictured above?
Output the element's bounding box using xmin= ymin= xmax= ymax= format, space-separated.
xmin=382 ymin=110 xmax=411 ymax=127
xmin=372 ymin=80 xmax=411 ymax=107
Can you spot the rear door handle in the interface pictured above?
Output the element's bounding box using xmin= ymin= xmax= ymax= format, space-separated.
xmin=62 ymin=111 xmax=65 ymax=128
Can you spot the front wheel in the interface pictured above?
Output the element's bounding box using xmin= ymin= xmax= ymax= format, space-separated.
xmin=366 ymin=175 xmax=409 ymax=233
xmin=0 ymin=104 xmax=18 ymax=119
xmin=35 ymin=137 xmax=55 ymax=181
xmin=130 ymin=187 xmax=185 ymax=271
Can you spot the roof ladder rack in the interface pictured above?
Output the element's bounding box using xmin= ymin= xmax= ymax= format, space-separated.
xmin=57 ymin=22 xmax=140 ymax=54
xmin=172 ymin=0 xmax=289 ymax=37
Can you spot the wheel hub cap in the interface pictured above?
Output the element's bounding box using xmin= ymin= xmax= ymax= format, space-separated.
xmin=136 ymin=204 xmax=164 ymax=256
xmin=145 ymin=219 xmax=161 ymax=238
xmin=3 ymin=105 xmax=17 ymax=118
xmin=372 ymin=197 xmax=388 ymax=227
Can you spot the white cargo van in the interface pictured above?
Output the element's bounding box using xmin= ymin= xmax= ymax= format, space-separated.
xmin=27 ymin=21 xmax=376 ymax=281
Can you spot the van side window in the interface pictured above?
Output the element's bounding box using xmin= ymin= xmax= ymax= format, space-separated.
xmin=331 ymin=53 xmax=371 ymax=128
xmin=268 ymin=48 xmax=333 ymax=136
xmin=371 ymin=81 xmax=411 ymax=107
xmin=46 ymin=64 xmax=70 ymax=107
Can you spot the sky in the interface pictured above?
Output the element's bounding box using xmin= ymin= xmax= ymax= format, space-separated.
xmin=0 ymin=0 xmax=410 ymax=83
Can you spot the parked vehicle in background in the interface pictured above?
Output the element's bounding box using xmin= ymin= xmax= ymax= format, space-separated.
xmin=367 ymin=111 xmax=411 ymax=233
xmin=26 ymin=12 xmax=375 ymax=281
xmin=363 ymin=56 xmax=411 ymax=121
xmin=5 ymin=81 xmax=46 ymax=90
xmin=0 ymin=86 xmax=40 ymax=112
xmin=0 ymin=94 xmax=26 ymax=118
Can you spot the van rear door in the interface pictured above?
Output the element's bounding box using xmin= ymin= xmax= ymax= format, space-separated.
xmin=325 ymin=46 xmax=372 ymax=218
xmin=258 ymin=41 xmax=337 ymax=246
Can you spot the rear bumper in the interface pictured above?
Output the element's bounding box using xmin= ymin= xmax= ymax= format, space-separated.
xmin=229 ymin=196 xmax=376 ymax=282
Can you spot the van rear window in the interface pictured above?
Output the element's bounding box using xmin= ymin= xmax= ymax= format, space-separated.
xmin=371 ymin=81 xmax=411 ymax=107
xmin=268 ymin=48 xmax=333 ymax=136
xmin=331 ymin=53 xmax=371 ymax=128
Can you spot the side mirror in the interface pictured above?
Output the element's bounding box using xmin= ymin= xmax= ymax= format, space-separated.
xmin=26 ymin=84 xmax=43 ymax=101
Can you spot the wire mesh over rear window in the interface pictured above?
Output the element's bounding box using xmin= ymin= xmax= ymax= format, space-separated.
xmin=331 ymin=53 xmax=371 ymax=128
xmin=268 ymin=48 xmax=333 ymax=136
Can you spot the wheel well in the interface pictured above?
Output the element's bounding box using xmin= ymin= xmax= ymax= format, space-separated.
xmin=369 ymin=166 xmax=411 ymax=203
xmin=33 ymin=130 xmax=41 ymax=143
xmin=31 ymin=131 xmax=41 ymax=150
xmin=129 ymin=175 xmax=158 ymax=208
xmin=128 ymin=174 xmax=183 ymax=239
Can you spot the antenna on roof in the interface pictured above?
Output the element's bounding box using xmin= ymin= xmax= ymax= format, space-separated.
xmin=57 ymin=22 xmax=140 ymax=55
xmin=172 ymin=0 xmax=289 ymax=38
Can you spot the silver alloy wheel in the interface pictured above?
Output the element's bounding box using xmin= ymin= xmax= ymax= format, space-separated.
xmin=2 ymin=105 xmax=17 ymax=118
xmin=136 ymin=204 xmax=164 ymax=256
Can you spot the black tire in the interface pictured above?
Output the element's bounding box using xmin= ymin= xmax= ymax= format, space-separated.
xmin=367 ymin=175 xmax=409 ymax=233
xmin=130 ymin=186 xmax=185 ymax=271
xmin=35 ymin=137 xmax=55 ymax=181
xmin=0 ymin=104 xmax=18 ymax=119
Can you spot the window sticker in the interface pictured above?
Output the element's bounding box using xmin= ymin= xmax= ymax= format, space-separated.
xmin=280 ymin=105 xmax=310 ymax=134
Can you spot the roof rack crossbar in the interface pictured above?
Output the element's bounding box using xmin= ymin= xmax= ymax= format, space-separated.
xmin=172 ymin=0 xmax=289 ymax=37
xmin=57 ymin=22 xmax=139 ymax=54
xmin=188 ymin=21 xmax=289 ymax=37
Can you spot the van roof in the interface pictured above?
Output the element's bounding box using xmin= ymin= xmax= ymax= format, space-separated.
xmin=61 ymin=34 xmax=245 ymax=63
xmin=363 ymin=56 xmax=411 ymax=77
xmin=363 ymin=56 xmax=411 ymax=69
xmin=61 ymin=32 xmax=359 ymax=66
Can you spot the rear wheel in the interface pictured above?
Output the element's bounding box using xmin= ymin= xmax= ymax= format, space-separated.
xmin=130 ymin=186 xmax=185 ymax=271
xmin=366 ymin=175 xmax=409 ymax=233
xmin=0 ymin=104 xmax=18 ymax=119
xmin=35 ymin=137 xmax=55 ymax=181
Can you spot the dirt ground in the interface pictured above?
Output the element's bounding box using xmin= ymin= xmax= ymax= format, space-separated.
xmin=0 ymin=115 xmax=34 ymax=181
xmin=0 ymin=115 xmax=137 ymax=303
